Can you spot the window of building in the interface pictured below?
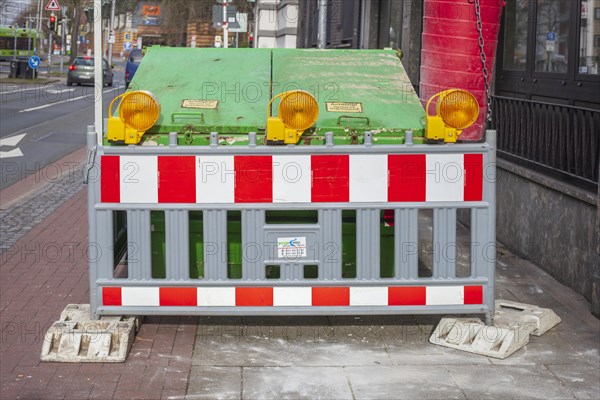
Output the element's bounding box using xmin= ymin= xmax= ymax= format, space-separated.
xmin=579 ymin=4 xmax=600 ymax=75
xmin=496 ymin=0 xmax=599 ymax=105
xmin=534 ymin=0 xmax=571 ymax=74
xmin=503 ymin=0 xmax=529 ymax=71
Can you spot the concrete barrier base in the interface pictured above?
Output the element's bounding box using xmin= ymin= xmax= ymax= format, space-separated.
xmin=494 ymin=300 xmax=562 ymax=336
xmin=430 ymin=301 xmax=561 ymax=359
xmin=40 ymin=304 xmax=141 ymax=363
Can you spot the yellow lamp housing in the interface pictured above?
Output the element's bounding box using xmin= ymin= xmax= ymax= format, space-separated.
xmin=107 ymin=90 xmax=161 ymax=144
xmin=425 ymin=89 xmax=479 ymax=143
xmin=266 ymin=90 xmax=319 ymax=145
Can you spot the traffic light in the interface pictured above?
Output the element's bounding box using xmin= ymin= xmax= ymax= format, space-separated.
xmin=249 ymin=34 xmax=254 ymax=48
xmin=49 ymin=15 xmax=56 ymax=31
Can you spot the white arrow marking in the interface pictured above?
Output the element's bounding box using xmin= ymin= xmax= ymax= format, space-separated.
xmin=0 ymin=133 xmax=27 ymax=147
xmin=0 ymin=148 xmax=24 ymax=159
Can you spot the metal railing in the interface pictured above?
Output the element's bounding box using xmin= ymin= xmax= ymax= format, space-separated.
xmin=492 ymin=96 xmax=599 ymax=191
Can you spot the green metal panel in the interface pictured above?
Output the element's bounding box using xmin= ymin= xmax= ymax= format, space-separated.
xmin=271 ymin=49 xmax=425 ymax=143
xmin=149 ymin=211 xmax=241 ymax=280
xmin=113 ymin=47 xmax=425 ymax=146
xmin=129 ymin=47 xmax=272 ymax=135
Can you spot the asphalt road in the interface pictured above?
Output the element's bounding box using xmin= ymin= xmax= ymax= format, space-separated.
xmin=0 ymin=65 xmax=125 ymax=190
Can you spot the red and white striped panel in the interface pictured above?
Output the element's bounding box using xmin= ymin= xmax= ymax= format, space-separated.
xmin=100 ymin=154 xmax=483 ymax=204
xmin=101 ymin=285 xmax=483 ymax=307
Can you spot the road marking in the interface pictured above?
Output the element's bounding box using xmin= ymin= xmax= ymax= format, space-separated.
xmin=18 ymin=87 xmax=121 ymax=113
xmin=0 ymin=133 xmax=27 ymax=147
xmin=0 ymin=148 xmax=24 ymax=159
xmin=1 ymin=86 xmax=45 ymax=96
xmin=46 ymin=88 xmax=76 ymax=94
xmin=0 ymin=133 xmax=27 ymax=159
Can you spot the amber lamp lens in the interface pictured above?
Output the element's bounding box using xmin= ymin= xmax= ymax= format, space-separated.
xmin=120 ymin=91 xmax=160 ymax=131
xmin=278 ymin=91 xmax=319 ymax=130
xmin=439 ymin=90 xmax=479 ymax=130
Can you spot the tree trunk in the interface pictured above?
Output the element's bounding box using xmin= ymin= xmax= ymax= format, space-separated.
xmin=69 ymin=6 xmax=81 ymax=64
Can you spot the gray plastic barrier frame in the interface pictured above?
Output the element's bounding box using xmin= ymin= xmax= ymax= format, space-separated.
xmin=86 ymin=129 xmax=496 ymax=323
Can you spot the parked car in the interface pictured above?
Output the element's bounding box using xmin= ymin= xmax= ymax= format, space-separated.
xmin=125 ymin=49 xmax=144 ymax=88
xmin=67 ymin=56 xmax=114 ymax=86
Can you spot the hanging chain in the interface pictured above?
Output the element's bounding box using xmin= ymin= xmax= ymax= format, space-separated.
xmin=474 ymin=0 xmax=493 ymax=122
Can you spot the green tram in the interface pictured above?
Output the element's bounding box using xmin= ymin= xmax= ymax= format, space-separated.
xmin=0 ymin=26 xmax=43 ymax=61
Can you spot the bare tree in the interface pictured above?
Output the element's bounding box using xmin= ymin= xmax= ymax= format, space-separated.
xmin=60 ymin=0 xmax=88 ymax=64
xmin=159 ymin=0 xmax=253 ymax=47
xmin=13 ymin=1 xmax=38 ymax=27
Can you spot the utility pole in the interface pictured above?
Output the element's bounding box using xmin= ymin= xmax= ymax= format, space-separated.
xmin=223 ymin=1 xmax=228 ymax=49
xmin=108 ymin=0 xmax=116 ymax=65
xmin=93 ymin=0 xmax=103 ymax=145
xmin=13 ymin=26 xmax=17 ymax=60
xmin=48 ymin=32 xmax=53 ymax=73
xmin=317 ymin=0 xmax=327 ymax=49
xmin=27 ymin=18 xmax=31 ymax=54
xmin=37 ymin=0 xmax=43 ymax=53
xmin=48 ymin=13 xmax=56 ymax=73
xmin=60 ymin=18 xmax=67 ymax=74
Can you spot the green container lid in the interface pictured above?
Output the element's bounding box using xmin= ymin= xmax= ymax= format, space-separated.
xmin=122 ymin=47 xmax=425 ymax=143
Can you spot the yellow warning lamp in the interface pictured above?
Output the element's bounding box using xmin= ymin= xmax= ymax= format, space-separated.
xmin=107 ymin=90 xmax=160 ymax=144
xmin=266 ymin=90 xmax=319 ymax=144
xmin=425 ymin=89 xmax=479 ymax=143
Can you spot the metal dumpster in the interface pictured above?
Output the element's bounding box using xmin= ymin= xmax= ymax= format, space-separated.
xmin=90 ymin=47 xmax=496 ymax=322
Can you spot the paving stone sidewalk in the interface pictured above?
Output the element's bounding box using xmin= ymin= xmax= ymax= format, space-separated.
xmin=1 ymin=185 xmax=598 ymax=399
xmin=185 ymin=246 xmax=599 ymax=400
xmin=1 ymin=190 xmax=197 ymax=400
xmin=0 ymin=147 xmax=88 ymax=254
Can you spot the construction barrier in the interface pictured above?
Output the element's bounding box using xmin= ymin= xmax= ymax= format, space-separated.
xmin=86 ymin=129 xmax=496 ymax=323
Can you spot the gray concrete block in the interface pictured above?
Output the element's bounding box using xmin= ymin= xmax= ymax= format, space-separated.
xmin=242 ymin=367 xmax=353 ymax=400
xmin=496 ymin=163 xmax=598 ymax=304
xmin=345 ymin=366 xmax=465 ymax=399
xmin=546 ymin=363 xmax=600 ymax=400
xmin=494 ymin=300 xmax=561 ymax=336
xmin=40 ymin=304 xmax=139 ymax=363
xmin=447 ymin=365 xmax=576 ymax=399
xmin=187 ymin=366 xmax=241 ymax=400
xmin=430 ymin=317 xmax=530 ymax=359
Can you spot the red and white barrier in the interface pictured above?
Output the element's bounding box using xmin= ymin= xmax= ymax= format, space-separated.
xmin=100 ymin=154 xmax=484 ymax=204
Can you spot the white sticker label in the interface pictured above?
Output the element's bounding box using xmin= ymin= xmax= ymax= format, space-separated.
xmin=182 ymin=99 xmax=219 ymax=109
xmin=326 ymin=102 xmax=363 ymax=113
xmin=277 ymin=237 xmax=307 ymax=259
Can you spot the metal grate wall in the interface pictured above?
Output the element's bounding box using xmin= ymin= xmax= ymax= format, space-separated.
xmin=493 ymin=95 xmax=599 ymax=191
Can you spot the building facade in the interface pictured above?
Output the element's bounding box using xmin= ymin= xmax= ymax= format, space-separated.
xmin=105 ymin=1 xmax=251 ymax=55
xmin=296 ymin=0 xmax=600 ymax=315
xmin=253 ymin=0 xmax=299 ymax=48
